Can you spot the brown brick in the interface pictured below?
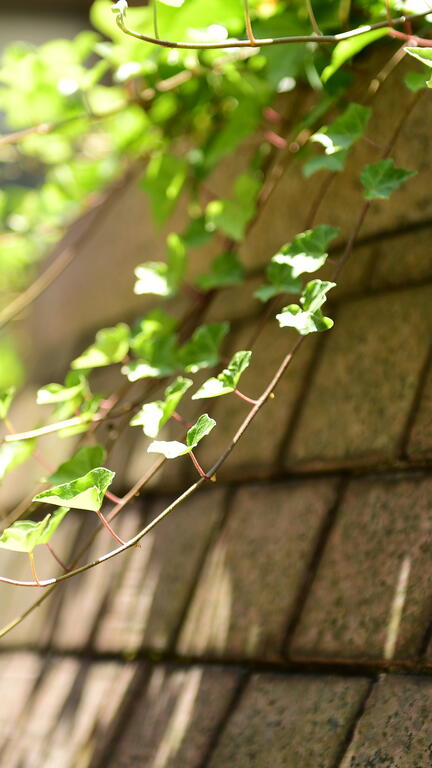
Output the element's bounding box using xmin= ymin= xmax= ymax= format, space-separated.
xmin=339 ymin=675 xmax=432 ymax=767
xmin=106 ymin=665 xmax=240 ymax=768
xmin=178 ymin=479 xmax=338 ymax=660
xmin=285 ymin=286 xmax=432 ymax=469
xmin=95 ymin=489 xmax=225 ymax=654
xmin=290 ymin=475 xmax=432 ymax=661
xmin=209 ymin=673 xmax=369 ymax=768
xmin=370 ymin=225 xmax=432 ymax=291
xmin=0 ymin=653 xmax=136 ymax=768
xmin=407 ymin=362 xmax=432 ymax=460
xmin=196 ymin=320 xmax=318 ymax=482
xmin=0 ymin=653 xmax=42 ymax=743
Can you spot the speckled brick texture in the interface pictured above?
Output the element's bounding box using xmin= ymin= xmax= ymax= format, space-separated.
xmin=339 ymin=675 xmax=432 ymax=767
xmin=290 ymin=474 xmax=432 ymax=661
xmin=208 ymin=674 xmax=370 ymax=768
xmin=178 ymin=479 xmax=338 ymax=660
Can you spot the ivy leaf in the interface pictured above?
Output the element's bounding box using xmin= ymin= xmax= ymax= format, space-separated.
xmin=276 ymin=280 xmax=335 ymax=335
xmin=71 ymin=323 xmax=130 ymax=370
xmin=112 ymin=1 xmax=128 ymax=16
xmin=360 ymin=159 xmax=417 ymax=200
xmin=0 ymin=387 xmax=15 ymax=420
xmin=37 ymin=372 xmax=87 ymax=405
xmin=134 ymin=234 xmax=186 ymax=298
xmin=0 ymin=508 xmax=70 ymax=553
xmin=195 ymin=252 xmax=244 ymax=292
xmin=405 ymin=48 xmax=432 ymax=87
xmin=0 ymin=438 xmax=36 ymax=484
xmin=33 ymin=467 xmax=115 ymax=511
xmin=272 ymin=226 xmax=340 ymax=277
xmin=141 ymin=154 xmax=187 ymax=226
xmin=130 ymin=376 xmax=192 ymax=437
xmin=206 ymin=174 xmax=260 ymax=242
xmin=192 ymin=350 xmax=252 ymax=399
xmin=179 ymin=323 xmax=229 ymax=374
xmin=147 ymin=414 xmax=216 ymax=459
xmin=58 ymin=396 xmax=103 ymax=438
xmin=321 ymin=28 xmax=388 ymax=83
xmin=254 ymin=263 xmax=302 ymax=303
xmin=404 ymin=71 xmax=428 ymax=92
xmin=47 ymin=445 xmax=107 ymax=484
xmin=122 ymin=335 xmax=178 ymax=381
xmin=304 ymin=105 xmax=371 ymax=177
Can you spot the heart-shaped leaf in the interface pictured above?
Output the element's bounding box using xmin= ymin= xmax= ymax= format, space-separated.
xmin=48 ymin=445 xmax=107 ymax=484
xmin=72 ymin=323 xmax=130 ymax=370
xmin=360 ymin=159 xmax=417 ymax=200
xmin=130 ymin=376 xmax=192 ymax=437
xmin=0 ymin=507 xmax=70 ymax=553
xmin=148 ymin=414 xmax=216 ymax=459
xmin=192 ymin=350 xmax=252 ymax=399
xmin=33 ymin=467 xmax=115 ymax=511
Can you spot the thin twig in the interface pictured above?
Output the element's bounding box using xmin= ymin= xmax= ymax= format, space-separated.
xmin=305 ymin=0 xmax=322 ymax=35
xmin=243 ymin=0 xmax=258 ymax=45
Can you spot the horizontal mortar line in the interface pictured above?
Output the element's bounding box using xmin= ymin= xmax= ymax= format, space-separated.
xmin=2 ymin=646 xmax=432 ymax=679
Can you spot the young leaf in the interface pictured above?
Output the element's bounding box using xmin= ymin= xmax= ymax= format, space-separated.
xmin=130 ymin=376 xmax=192 ymax=438
xmin=0 ymin=387 xmax=15 ymax=420
xmin=134 ymin=234 xmax=186 ymax=298
xmin=48 ymin=445 xmax=107 ymax=484
xmin=276 ymin=280 xmax=335 ymax=336
xmin=195 ymin=252 xmax=244 ymax=292
xmin=360 ymin=159 xmax=417 ymax=200
xmin=0 ymin=508 xmax=70 ymax=553
xmin=147 ymin=414 xmax=216 ymax=459
xmin=272 ymin=226 xmax=340 ymax=278
xmin=0 ymin=439 xmax=36 ymax=484
xmin=206 ymin=174 xmax=260 ymax=242
xmin=71 ymin=323 xmax=130 ymax=370
xmin=33 ymin=467 xmax=115 ymax=511
xmin=179 ymin=323 xmax=229 ymax=374
xmin=192 ymin=350 xmax=252 ymax=400
xmin=37 ymin=372 xmax=87 ymax=405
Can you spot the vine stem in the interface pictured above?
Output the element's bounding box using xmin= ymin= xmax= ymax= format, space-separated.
xmin=105 ymin=490 xmax=123 ymax=505
xmin=234 ymin=389 xmax=258 ymax=405
xmin=95 ymin=509 xmax=125 ymax=546
xmin=28 ymin=552 xmax=41 ymax=587
xmin=243 ymin=0 xmax=258 ymax=45
xmin=116 ymin=9 xmax=431 ymax=50
xmin=305 ymin=0 xmax=322 ymax=35
xmin=46 ymin=543 xmax=70 ymax=573
xmin=188 ymin=451 xmax=208 ymax=478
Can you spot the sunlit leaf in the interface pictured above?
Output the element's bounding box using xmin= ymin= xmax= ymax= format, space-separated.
xmin=134 ymin=234 xmax=186 ymax=297
xmin=71 ymin=324 xmax=130 ymax=370
xmin=48 ymin=445 xmax=107 ymax=484
xmin=147 ymin=413 xmax=216 ymax=458
xmin=130 ymin=376 xmax=192 ymax=437
xmin=192 ymin=350 xmax=252 ymax=399
xmin=0 ymin=508 xmax=70 ymax=553
xmin=321 ymin=28 xmax=388 ymax=82
xmin=276 ymin=280 xmax=335 ymax=335
xmin=33 ymin=467 xmax=115 ymax=511
xmin=37 ymin=372 xmax=87 ymax=405
xmin=0 ymin=439 xmax=36 ymax=484
xmin=360 ymin=159 xmax=417 ymax=200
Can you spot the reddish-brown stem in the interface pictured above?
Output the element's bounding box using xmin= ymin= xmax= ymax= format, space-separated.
xmin=188 ymin=451 xmax=208 ymax=478
xmin=172 ymin=412 xmax=193 ymax=428
xmin=28 ymin=552 xmax=41 ymax=587
xmin=46 ymin=543 xmax=70 ymax=573
xmin=388 ymin=29 xmax=432 ymax=45
xmin=95 ymin=509 xmax=125 ymax=545
xmin=234 ymin=389 xmax=259 ymax=405
xmin=105 ymin=490 xmax=123 ymax=505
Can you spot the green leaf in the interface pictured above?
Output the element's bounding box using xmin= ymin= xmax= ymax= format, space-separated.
xmin=276 ymin=280 xmax=335 ymax=336
xmin=33 ymin=467 xmax=115 ymax=511
xmin=303 ymin=151 xmax=349 ymax=177
xmin=122 ymin=333 xmax=178 ymax=381
xmin=0 ymin=508 xmax=70 ymax=553
xmin=0 ymin=438 xmax=36 ymax=483
xmin=147 ymin=413 xmax=216 ymax=459
xmin=254 ymin=262 xmax=302 ymax=303
xmin=71 ymin=323 xmax=130 ymax=370
xmin=179 ymin=322 xmax=229 ymax=374
xmin=134 ymin=233 xmax=186 ymax=297
xmin=141 ymin=154 xmax=187 ymax=226
xmin=206 ymin=174 xmax=260 ymax=242
xmin=360 ymin=159 xmax=417 ymax=200
xmin=195 ymin=252 xmax=244 ymax=292
xmin=404 ymin=71 xmax=428 ymax=92
xmin=158 ymin=0 xmax=185 ymax=6
xmin=321 ymin=28 xmax=389 ymax=82
xmin=0 ymin=387 xmax=15 ymax=420
xmin=130 ymin=376 xmax=192 ymax=437
xmin=405 ymin=47 xmax=432 ymax=68
xmin=311 ymin=105 xmax=372 ymax=155
xmin=37 ymin=372 xmax=87 ymax=405
xmin=192 ymin=350 xmax=252 ymax=399
xmin=47 ymin=445 xmax=107 ymax=484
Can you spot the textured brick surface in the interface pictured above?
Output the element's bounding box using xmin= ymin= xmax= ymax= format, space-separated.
xmin=209 ymin=674 xmax=369 ymax=768
xmin=106 ymin=665 xmax=240 ymax=768
xmin=95 ymin=489 xmax=225 ymax=654
xmin=370 ymin=225 xmax=432 ymax=291
xmin=197 ymin=320 xmax=318 ymax=481
xmin=0 ymin=653 xmax=136 ymax=768
xmin=286 ymin=286 xmax=432 ymax=469
xmin=340 ymin=675 xmax=432 ymax=768
xmin=178 ymin=479 xmax=337 ymax=660
xmin=290 ymin=475 xmax=432 ymax=661
xmin=407 ymin=362 xmax=432 ymax=460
